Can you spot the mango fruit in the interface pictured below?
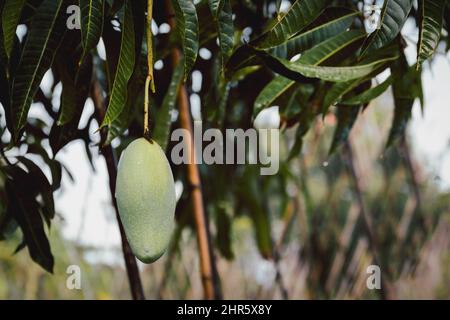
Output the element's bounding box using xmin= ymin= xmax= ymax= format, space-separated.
xmin=115 ymin=138 xmax=176 ymax=263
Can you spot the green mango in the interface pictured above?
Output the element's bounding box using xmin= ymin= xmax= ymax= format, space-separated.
xmin=115 ymin=138 xmax=176 ymax=263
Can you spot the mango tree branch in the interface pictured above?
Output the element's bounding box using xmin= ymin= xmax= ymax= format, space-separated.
xmin=343 ymin=140 xmax=394 ymax=300
xmin=91 ymin=79 xmax=145 ymax=300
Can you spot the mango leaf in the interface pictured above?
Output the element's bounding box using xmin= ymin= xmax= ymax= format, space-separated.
xmin=5 ymin=167 xmax=54 ymax=273
xmin=10 ymin=0 xmax=66 ymax=142
xmin=329 ymin=105 xmax=361 ymax=155
xmin=254 ymin=76 xmax=296 ymax=118
xmin=323 ymin=42 xmax=400 ymax=109
xmin=253 ymin=0 xmax=329 ymax=49
xmin=269 ymin=8 xmax=360 ymax=59
xmin=1 ymin=0 xmax=26 ymax=59
xmin=26 ymin=143 xmax=63 ymax=191
xmin=50 ymin=56 xmax=93 ymax=157
xmin=172 ymin=0 xmax=199 ymax=81
xmin=341 ymin=76 xmax=394 ymax=105
xmin=101 ymin=0 xmax=135 ymax=127
xmin=297 ymin=29 xmax=367 ymax=65
xmin=387 ymin=53 xmax=422 ymax=146
xmin=238 ymin=168 xmax=273 ymax=259
xmin=254 ymin=30 xmax=368 ymax=116
xmin=56 ymin=40 xmax=92 ymax=126
xmin=0 ymin=57 xmax=10 ymax=124
xmin=208 ymin=0 xmax=221 ymax=17
xmin=80 ymin=0 xmax=105 ymax=60
xmin=417 ymin=0 xmax=446 ymax=68
xmin=105 ymin=0 xmax=146 ymax=144
xmin=287 ymin=92 xmax=317 ymax=160
xmin=204 ymin=57 xmax=232 ymax=126
xmin=153 ymin=60 xmax=184 ymax=150
xmin=215 ymin=0 xmax=233 ymax=70
xmin=360 ymin=0 xmax=414 ymax=56
xmin=257 ymin=49 xmax=397 ymax=83
xmin=17 ymin=156 xmax=55 ymax=226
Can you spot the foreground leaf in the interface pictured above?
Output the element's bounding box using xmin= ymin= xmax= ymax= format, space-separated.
xmin=10 ymin=0 xmax=65 ymax=141
xmin=417 ymin=0 xmax=446 ymax=68
xmin=329 ymin=105 xmax=361 ymax=154
xmin=254 ymin=30 xmax=368 ymax=116
xmin=172 ymin=0 xmax=199 ymax=80
xmin=1 ymin=0 xmax=26 ymax=59
xmin=253 ymin=0 xmax=329 ymax=49
xmin=80 ymin=0 xmax=105 ymax=60
xmin=5 ymin=167 xmax=54 ymax=273
xmin=269 ymin=8 xmax=360 ymax=59
xmin=360 ymin=0 xmax=414 ymax=56
xmin=101 ymin=0 xmax=135 ymax=127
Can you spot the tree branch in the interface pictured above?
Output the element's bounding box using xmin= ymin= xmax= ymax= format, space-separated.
xmin=343 ymin=140 xmax=394 ymax=300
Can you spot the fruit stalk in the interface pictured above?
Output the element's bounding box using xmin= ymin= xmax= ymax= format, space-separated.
xmin=144 ymin=0 xmax=155 ymax=137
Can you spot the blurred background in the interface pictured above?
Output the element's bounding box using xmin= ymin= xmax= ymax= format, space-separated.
xmin=0 ymin=4 xmax=449 ymax=300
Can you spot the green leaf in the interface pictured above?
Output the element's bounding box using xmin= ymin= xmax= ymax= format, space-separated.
xmin=253 ymin=0 xmax=329 ymax=49
xmin=238 ymin=168 xmax=273 ymax=259
xmin=215 ymin=202 xmax=234 ymax=260
xmin=26 ymin=144 xmax=63 ymax=191
xmin=341 ymin=76 xmax=394 ymax=105
xmin=17 ymin=156 xmax=55 ymax=226
xmin=10 ymin=0 xmax=66 ymax=142
xmin=329 ymin=105 xmax=360 ymax=154
xmin=417 ymin=0 xmax=446 ymax=68
xmin=387 ymin=53 xmax=421 ymax=146
xmin=101 ymin=0 xmax=135 ymax=127
xmin=0 ymin=57 xmax=10 ymax=124
xmin=287 ymin=92 xmax=316 ymax=160
xmin=153 ymin=60 xmax=184 ymax=150
xmin=5 ymin=167 xmax=54 ymax=273
xmin=254 ymin=76 xmax=296 ymax=118
xmin=50 ymin=55 xmax=93 ymax=157
xmin=215 ymin=0 xmax=234 ymax=70
xmin=105 ymin=0 xmax=146 ymax=144
xmin=2 ymin=0 xmax=26 ymax=59
xmin=323 ymin=42 xmax=400 ymax=109
xmin=296 ymin=29 xmax=367 ymax=65
xmin=172 ymin=0 xmax=199 ymax=81
xmin=269 ymin=9 xmax=360 ymax=59
xmin=254 ymin=30 xmax=367 ymax=117
xmin=360 ymin=0 xmax=414 ymax=56
xmin=80 ymin=0 xmax=105 ymax=60
xmin=208 ymin=0 xmax=221 ymax=17
xmin=259 ymin=49 xmax=397 ymax=82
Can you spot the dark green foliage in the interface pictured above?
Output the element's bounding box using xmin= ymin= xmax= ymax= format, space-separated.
xmin=0 ymin=0 xmax=447 ymax=276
